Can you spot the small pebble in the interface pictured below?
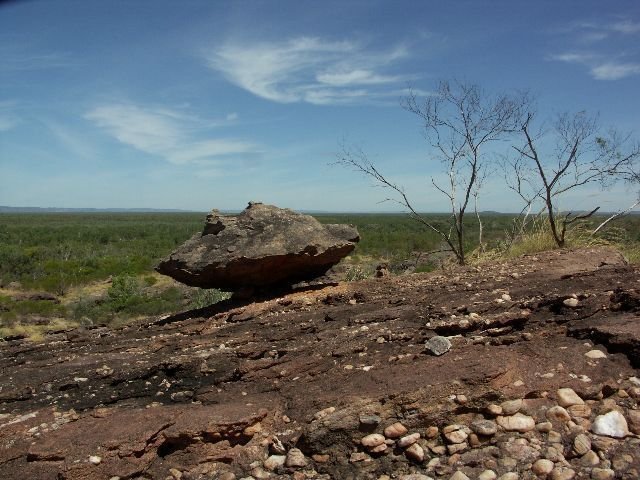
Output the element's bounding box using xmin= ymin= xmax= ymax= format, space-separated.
xmin=478 ymin=471 xmax=497 ymax=480
xmin=361 ymin=433 xmax=386 ymax=448
xmin=557 ymin=388 xmax=584 ymax=407
xmin=532 ymin=459 xmax=554 ymax=475
xmin=88 ymin=456 xmax=101 ymax=465
xmin=471 ymin=419 xmax=497 ymax=436
xmin=425 ymin=336 xmax=452 ymax=356
xmin=573 ymin=433 xmax=591 ymax=456
xmin=450 ymin=471 xmax=470 ymax=480
xmin=550 ymin=467 xmax=576 ymax=480
xmin=585 ymin=350 xmax=606 ymax=359
xmin=264 ymin=455 xmax=286 ymax=471
xmin=500 ymin=399 xmax=523 ymax=415
xmin=285 ymin=448 xmax=308 ymax=468
xmin=496 ymin=413 xmax=535 ymax=432
xmin=591 ymin=468 xmax=615 ymax=480
xmin=397 ymin=432 xmax=421 ymax=448
xmin=546 ymin=406 xmax=571 ymax=423
xmin=384 ymin=422 xmax=408 ymax=439
xmin=404 ymin=443 xmax=425 ymax=463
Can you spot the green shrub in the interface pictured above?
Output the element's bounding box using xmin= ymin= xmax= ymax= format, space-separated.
xmin=189 ymin=288 xmax=230 ymax=309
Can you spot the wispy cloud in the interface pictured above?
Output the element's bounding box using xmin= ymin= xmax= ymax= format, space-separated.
xmin=204 ymin=37 xmax=412 ymax=105
xmin=611 ymin=20 xmax=640 ymax=35
xmin=0 ymin=46 xmax=74 ymax=72
xmin=549 ymin=16 xmax=640 ymax=80
xmin=549 ymin=52 xmax=640 ymax=81
xmin=0 ymin=101 xmax=19 ymax=132
xmin=85 ymin=103 xmax=257 ymax=165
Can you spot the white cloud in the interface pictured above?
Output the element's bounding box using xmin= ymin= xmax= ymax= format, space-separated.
xmin=86 ymin=104 xmax=184 ymax=156
xmin=205 ymin=37 xmax=411 ymax=105
xmin=168 ymin=139 xmax=257 ymax=165
xmin=550 ymin=52 xmax=640 ymax=81
xmin=590 ymin=62 xmax=640 ymax=80
xmin=86 ymin=103 xmax=258 ymax=165
xmin=611 ymin=20 xmax=640 ymax=34
xmin=549 ymin=16 xmax=640 ymax=80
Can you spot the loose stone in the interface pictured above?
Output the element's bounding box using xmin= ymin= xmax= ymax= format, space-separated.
xmin=546 ymin=406 xmax=571 ymax=423
xmin=313 ymin=406 xmax=335 ymax=420
xmin=264 ymin=455 xmax=286 ymax=471
xmin=361 ymin=433 xmax=386 ymax=448
xmin=405 ymin=443 xmax=425 ymax=463
xmin=626 ymin=409 xmax=640 ymax=434
xmin=567 ymin=404 xmax=591 ymax=418
xmin=497 ymin=474 xmax=518 ymax=480
xmin=425 ymin=425 xmax=439 ymax=439
xmin=573 ymin=433 xmax=591 ymax=456
xmin=88 ymin=455 xmax=102 ymax=465
xmin=557 ymin=388 xmax=584 ymax=407
xmin=496 ymin=413 xmax=535 ymax=432
xmin=500 ymin=399 xmax=523 ymax=415
xmin=471 ymin=419 xmax=497 ymax=436
xmin=580 ymin=449 xmax=600 ymax=466
xmin=478 ymin=471 xmax=497 ymax=480
xmin=359 ymin=414 xmax=381 ymax=426
xmin=450 ymin=471 xmax=470 ymax=480
xmin=550 ymin=467 xmax=576 ymax=480
xmin=585 ymin=350 xmax=607 ymax=359
xmin=536 ymin=421 xmax=553 ymax=432
xmin=370 ymin=443 xmax=387 ymax=453
xmin=443 ymin=425 xmax=468 ymax=444
xmin=547 ymin=431 xmax=563 ymax=443
xmin=397 ymin=432 xmax=421 ymax=448
xmin=563 ymin=297 xmax=579 ymax=308
xmin=349 ymin=452 xmax=371 ymax=463
xmin=486 ymin=404 xmax=503 ymax=416
xmin=285 ymin=448 xmax=308 ymax=468
xmin=532 ymin=459 xmax=554 ymax=475
xmin=384 ymin=422 xmax=408 ymax=439
xmin=591 ymin=411 xmax=629 ymax=438
xmin=425 ymin=336 xmax=451 ymax=356
xmin=590 ymin=468 xmax=615 ymax=480
xmin=447 ymin=442 xmax=468 ymax=454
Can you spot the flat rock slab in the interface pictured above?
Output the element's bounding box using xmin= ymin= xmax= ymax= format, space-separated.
xmin=156 ymin=202 xmax=359 ymax=289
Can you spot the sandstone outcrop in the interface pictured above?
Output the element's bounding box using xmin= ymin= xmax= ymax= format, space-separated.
xmin=156 ymin=202 xmax=359 ymax=290
xmin=2 ymin=248 xmax=639 ymax=479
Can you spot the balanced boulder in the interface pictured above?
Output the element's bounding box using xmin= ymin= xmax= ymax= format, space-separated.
xmin=156 ymin=202 xmax=359 ymax=289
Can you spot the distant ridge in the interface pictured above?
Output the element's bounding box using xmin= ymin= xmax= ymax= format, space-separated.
xmin=1 ymin=206 xmax=637 ymax=215
xmin=0 ymin=206 xmax=200 ymax=213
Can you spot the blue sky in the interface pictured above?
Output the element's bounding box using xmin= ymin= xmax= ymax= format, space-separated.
xmin=1 ymin=0 xmax=639 ymax=212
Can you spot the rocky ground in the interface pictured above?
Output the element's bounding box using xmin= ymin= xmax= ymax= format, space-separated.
xmin=1 ymin=247 xmax=639 ymax=480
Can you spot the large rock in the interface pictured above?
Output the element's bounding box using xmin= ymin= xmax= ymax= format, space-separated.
xmin=156 ymin=202 xmax=359 ymax=289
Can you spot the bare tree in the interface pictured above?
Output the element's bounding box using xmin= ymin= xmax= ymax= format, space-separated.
xmin=338 ymin=80 xmax=528 ymax=265
xmin=510 ymin=111 xmax=640 ymax=247
xmin=592 ymin=160 xmax=640 ymax=235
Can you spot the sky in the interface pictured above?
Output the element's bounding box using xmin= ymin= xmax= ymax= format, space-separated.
xmin=1 ymin=0 xmax=639 ymax=212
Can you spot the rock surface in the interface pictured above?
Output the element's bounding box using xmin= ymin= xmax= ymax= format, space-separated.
xmin=156 ymin=202 xmax=359 ymax=289
xmin=1 ymin=247 xmax=639 ymax=479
